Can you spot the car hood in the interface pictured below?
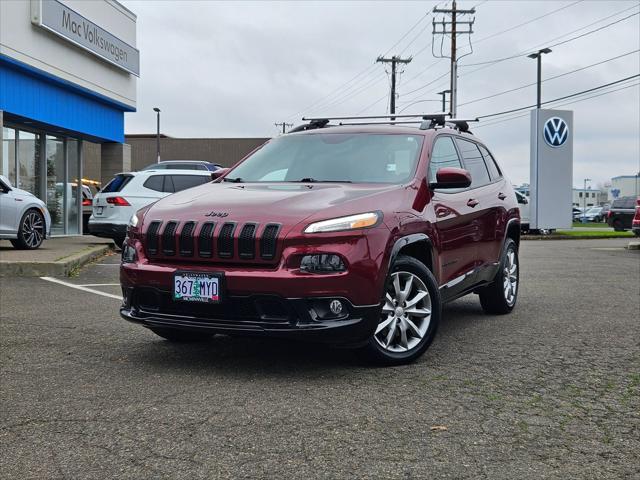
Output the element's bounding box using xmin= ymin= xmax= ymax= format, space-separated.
xmin=142 ymin=182 xmax=407 ymax=231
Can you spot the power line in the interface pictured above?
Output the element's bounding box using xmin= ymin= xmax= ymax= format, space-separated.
xmin=458 ymin=49 xmax=640 ymax=107
xmin=476 ymin=74 xmax=640 ymax=120
xmin=475 ymin=81 xmax=639 ymax=129
xmin=465 ymin=0 xmax=583 ymax=48
xmin=460 ymin=9 xmax=639 ymax=68
xmin=286 ymin=2 xmax=438 ymax=121
xmin=274 ymin=122 xmax=293 ymax=134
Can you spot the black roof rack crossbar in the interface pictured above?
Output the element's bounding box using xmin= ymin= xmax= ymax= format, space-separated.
xmin=338 ymin=120 xmax=424 ymax=126
xmin=302 ymin=113 xmax=448 ymax=122
xmin=288 ymin=118 xmax=330 ymax=133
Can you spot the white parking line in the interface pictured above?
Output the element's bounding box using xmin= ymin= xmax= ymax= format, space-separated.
xmin=40 ymin=277 xmax=122 ymax=300
xmin=79 ymin=283 xmax=120 ymax=287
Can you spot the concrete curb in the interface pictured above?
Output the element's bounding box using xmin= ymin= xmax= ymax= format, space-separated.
xmin=0 ymin=244 xmax=114 ymax=277
xmin=627 ymin=240 xmax=640 ymax=250
xmin=523 ymin=234 xmax=634 ymax=241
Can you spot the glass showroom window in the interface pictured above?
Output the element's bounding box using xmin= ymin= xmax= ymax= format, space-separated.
xmin=2 ymin=125 xmax=83 ymax=235
xmin=46 ymin=135 xmax=65 ymax=235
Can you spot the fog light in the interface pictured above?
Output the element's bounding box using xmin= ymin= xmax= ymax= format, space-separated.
xmin=121 ymin=243 xmax=137 ymax=263
xmin=329 ymin=299 xmax=343 ymax=315
xmin=300 ymin=254 xmax=346 ymax=273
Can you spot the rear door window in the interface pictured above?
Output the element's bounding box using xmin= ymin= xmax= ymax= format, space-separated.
xmin=428 ymin=136 xmax=463 ymax=182
xmin=478 ymin=145 xmax=502 ymax=180
xmin=455 ymin=138 xmax=491 ymax=189
xmin=101 ymin=174 xmax=132 ymax=193
xmin=171 ymin=175 xmax=210 ymax=192
xmin=143 ymin=175 xmax=164 ymax=192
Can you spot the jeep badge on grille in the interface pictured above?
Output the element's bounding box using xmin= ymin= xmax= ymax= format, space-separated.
xmin=205 ymin=211 xmax=229 ymax=217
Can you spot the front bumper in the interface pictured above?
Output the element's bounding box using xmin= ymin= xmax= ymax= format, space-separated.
xmin=120 ymin=287 xmax=381 ymax=345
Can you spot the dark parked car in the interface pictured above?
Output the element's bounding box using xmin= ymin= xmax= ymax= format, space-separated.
xmin=140 ymin=160 xmax=222 ymax=172
xmin=607 ymin=196 xmax=637 ymax=231
xmin=631 ymin=198 xmax=640 ymax=237
xmin=120 ymin=116 xmax=521 ymax=365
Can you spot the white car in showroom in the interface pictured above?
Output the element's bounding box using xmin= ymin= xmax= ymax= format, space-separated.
xmin=0 ymin=175 xmax=52 ymax=249
xmin=89 ymin=169 xmax=213 ymax=246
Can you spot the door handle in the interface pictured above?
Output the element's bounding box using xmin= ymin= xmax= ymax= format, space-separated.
xmin=467 ymin=199 xmax=479 ymax=208
xmin=498 ymin=192 xmax=507 ymax=200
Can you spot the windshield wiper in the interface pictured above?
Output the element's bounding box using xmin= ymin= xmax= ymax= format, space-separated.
xmin=223 ymin=177 xmax=244 ymax=183
xmin=292 ymin=178 xmax=352 ymax=183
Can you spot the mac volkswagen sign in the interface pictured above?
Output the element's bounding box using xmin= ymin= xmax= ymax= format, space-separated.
xmin=31 ymin=0 xmax=140 ymax=76
xmin=543 ymin=117 xmax=569 ymax=148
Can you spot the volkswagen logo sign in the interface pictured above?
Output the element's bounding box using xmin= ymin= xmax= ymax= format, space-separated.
xmin=543 ymin=117 xmax=569 ymax=148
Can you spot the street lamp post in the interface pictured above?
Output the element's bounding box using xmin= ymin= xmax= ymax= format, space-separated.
xmin=527 ymin=48 xmax=552 ymax=109
xmin=583 ymin=178 xmax=591 ymax=223
xmin=153 ymin=107 xmax=161 ymax=163
xmin=437 ymin=90 xmax=451 ymax=114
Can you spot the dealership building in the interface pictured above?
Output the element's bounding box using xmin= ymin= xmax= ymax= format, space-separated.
xmin=0 ymin=0 xmax=138 ymax=235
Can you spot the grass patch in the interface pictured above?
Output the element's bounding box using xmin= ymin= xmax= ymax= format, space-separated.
xmin=572 ymin=222 xmax=609 ymax=228
xmin=555 ymin=230 xmax=633 ymax=238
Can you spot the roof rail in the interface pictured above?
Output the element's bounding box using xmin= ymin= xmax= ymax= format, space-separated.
xmin=302 ymin=113 xmax=448 ymax=121
xmin=291 ymin=114 xmax=479 ymax=133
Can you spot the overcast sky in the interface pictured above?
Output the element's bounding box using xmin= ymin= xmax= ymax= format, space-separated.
xmin=121 ymin=0 xmax=639 ymax=188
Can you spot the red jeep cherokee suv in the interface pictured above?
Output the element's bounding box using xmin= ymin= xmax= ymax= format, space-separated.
xmin=120 ymin=116 xmax=520 ymax=364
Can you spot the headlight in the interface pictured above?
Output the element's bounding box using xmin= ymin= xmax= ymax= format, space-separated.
xmin=304 ymin=212 xmax=382 ymax=233
xmin=128 ymin=213 xmax=139 ymax=228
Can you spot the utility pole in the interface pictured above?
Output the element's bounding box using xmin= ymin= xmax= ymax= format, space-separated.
xmin=527 ymin=48 xmax=552 ymax=108
xmin=583 ymin=178 xmax=591 ymax=223
xmin=274 ymin=122 xmax=293 ymax=134
xmin=437 ymin=90 xmax=451 ymax=113
xmin=432 ymin=1 xmax=475 ymax=117
xmin=376 ymin=55 xmax=412 ymax=120
xmin=153 ymin=107 xmax=161 ymax=163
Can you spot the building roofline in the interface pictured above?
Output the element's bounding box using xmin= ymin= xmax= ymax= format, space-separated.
xmin=611 ymin=175 xmax=640 ymax=179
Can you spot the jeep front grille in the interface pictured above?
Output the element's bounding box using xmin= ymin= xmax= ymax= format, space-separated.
xmin=144 ymin=220 xmax=281 ymax=262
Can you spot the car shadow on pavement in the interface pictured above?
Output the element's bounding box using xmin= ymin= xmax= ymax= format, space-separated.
xmin=122 ymin=298 xmax=489 ymax=375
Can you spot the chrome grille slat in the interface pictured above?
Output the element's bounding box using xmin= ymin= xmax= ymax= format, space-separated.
xmin=179 ymin=222 xmax=196 ymax=257
xmin=198 ymin=222 xmax=216 ymax=258
xmin=146 ymin=221 xmax=162 ymax=255
xmin=162 ymin=221 xmax=178 ymax=256
xmin=238 ymin=223 xmax=257 ymax=259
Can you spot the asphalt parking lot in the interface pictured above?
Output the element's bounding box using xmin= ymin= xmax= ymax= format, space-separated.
xmin=1 ymin=238 xmax=638 ymax=479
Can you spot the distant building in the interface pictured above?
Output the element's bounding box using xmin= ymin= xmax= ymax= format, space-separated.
xmin=572 ymin=188 xmax=600 ymax=207
xmin=124 ymin=135 xmax=270 ymax=171
xmin=609 ymin=175 xmax=640 ymax=201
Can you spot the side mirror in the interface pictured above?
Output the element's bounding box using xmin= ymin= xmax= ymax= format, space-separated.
xmin=211 ymin=168 xmax=230 ymax=181
xmin=429 ymin=167 xmax=472 ymax=189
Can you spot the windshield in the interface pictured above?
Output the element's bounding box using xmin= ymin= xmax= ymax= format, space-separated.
xmin=227 ymin=133 xmax=424 ymax=183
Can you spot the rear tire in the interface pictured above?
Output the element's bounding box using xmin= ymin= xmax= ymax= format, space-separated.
xmin=149 ymin=327 xmax=212 ymax=343
xmin=11 ymin=209 xmax=45 ymax=250
xmin=479 ymin=238 xmax=519 ymax=315
xmin=112 ymin=236 xmax=126 ymax=249
xmin=358 ymin=255 xmax=441 ymax=366
xmin=612 ymin=220 xmax=624 ymax=232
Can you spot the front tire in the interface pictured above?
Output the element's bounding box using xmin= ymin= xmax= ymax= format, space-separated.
xmin=479 ymin=238 xmax=519 ymax=315
xmin=359 ymin=255 xmax=441 ymax=365
xmin=11 ymin=209 xmax=45 ymax=250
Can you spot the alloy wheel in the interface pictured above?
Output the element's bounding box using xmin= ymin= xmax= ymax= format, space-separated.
xmin=503 ymin=248 xmax=518 ymax=306
xmin=21 ymin=211 xmax=44 ymax=248
xmin=375 ymin=271 xmax=432 ymax=353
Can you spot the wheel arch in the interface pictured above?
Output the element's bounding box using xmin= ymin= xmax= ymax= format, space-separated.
xmin=389 ymin=233 xmax=434 ymax=273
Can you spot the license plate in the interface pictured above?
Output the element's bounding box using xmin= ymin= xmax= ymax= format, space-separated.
xmin=95 ymin=206 xmax=103 ymax=215
xmin=173 ymin=272 xmax=221 ymax=303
